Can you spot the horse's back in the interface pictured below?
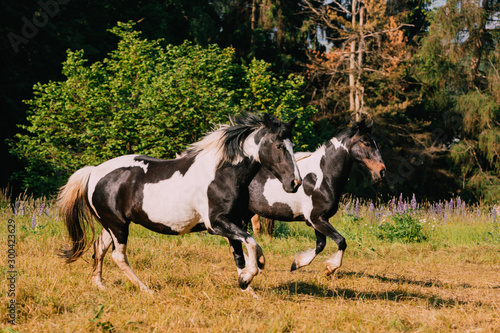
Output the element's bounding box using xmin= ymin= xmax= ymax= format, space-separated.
xmin=87 ymin=154 xmax=212 ymax=234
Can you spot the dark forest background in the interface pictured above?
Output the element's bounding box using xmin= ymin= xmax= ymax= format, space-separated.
xmin=1 ymin=0 xmax=499 ymax=203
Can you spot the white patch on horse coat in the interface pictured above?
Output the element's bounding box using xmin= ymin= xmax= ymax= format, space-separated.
xmin=261 ymin=142 xmax=349 ymax=222
xmin=262 ymin=178 xmax=305 ymax=218
xmin=87 ymin=155 xmax=148 ymax=218
xmin=330 ymin=137 xmax=348 ymax=152
xmin=284 ymin=139 xmax=301 ymax=179
xmin=300 ymin=146 xmax=326 ymax=190
xmin=141 ymin=150 xmax=219 ymax=233
xmin=295 ymin=152 xmax=313 ymax=161
xmin=243 ymin=131 xmax=260 ymax=162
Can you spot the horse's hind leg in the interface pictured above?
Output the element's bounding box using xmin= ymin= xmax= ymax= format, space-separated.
xmin=106 ymin=227 xmax=151 ymax=293
xmin=91 ymin=229 xmax=113 ymax=290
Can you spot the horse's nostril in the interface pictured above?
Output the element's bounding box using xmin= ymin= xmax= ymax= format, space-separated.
xmin=291 ymin=179 xmax=301 ymax=190
xmin=380 ymin=168 xmax=386 ymax=179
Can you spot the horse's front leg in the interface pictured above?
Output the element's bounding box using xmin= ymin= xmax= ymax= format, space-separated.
xmin=211 ymin=220 xmax=263 ymax=290
xmin=291 ymin=229 xmax=326 ymax=271
xmin=310 ymin=216 xmax=347 ymax=276
xmin=229 ymin=238 xmax=265 ymax=274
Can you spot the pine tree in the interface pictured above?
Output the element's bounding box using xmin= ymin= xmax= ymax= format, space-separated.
xmin=416 ymin=0 xmax=500 ymax=202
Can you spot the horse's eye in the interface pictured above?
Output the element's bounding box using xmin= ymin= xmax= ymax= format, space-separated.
xmin=276 ymin=143 xmax=284 ymax=149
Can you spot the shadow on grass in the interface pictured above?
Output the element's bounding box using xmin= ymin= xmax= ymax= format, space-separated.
xmin=273 ymin=272 xmax=483 ymax=308
xmin=337 ymin=271 xmax=473 ymax=289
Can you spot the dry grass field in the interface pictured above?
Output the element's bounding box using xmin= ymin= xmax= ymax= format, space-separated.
xmin=1 ymin=194 xmax=499 ymax=332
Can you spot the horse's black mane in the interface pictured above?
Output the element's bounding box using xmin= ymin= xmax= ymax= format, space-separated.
xmin=336 ymin=119 xmax=372 ymax=144
xmin=185 ymin=113 xmax=290 ymax=167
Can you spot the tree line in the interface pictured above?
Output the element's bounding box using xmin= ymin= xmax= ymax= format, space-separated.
xmin=2 ymin=0 xmax=499 ymax=203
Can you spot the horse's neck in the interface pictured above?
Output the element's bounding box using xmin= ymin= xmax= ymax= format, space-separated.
xmin=220 ymin=157 xmax=261 ymax=186
xmin=321 ymin=139 xmax=353 ymax=192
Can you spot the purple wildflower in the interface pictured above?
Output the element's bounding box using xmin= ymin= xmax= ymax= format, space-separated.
xmin=355 ymin=199 xmax=359 ymax=217
xmin=345 ymin=203 xmax=350 ymax=213
xmin=13 ymin=201 xmax=19 ymax=215
xmin=411 ymin=193 xmax=417 ymax=210
xmin=38 ymin=203 xmax=46 ymax=215
xmin=493 ymin=207 xmax=497 ymax=223
xmin=437 ymin=201 xmax=442 ymax=215
xmin=456 ymin=197 xmax=461 ymax=211
xmin=31 ymin=213 xmax=36 ymax=229
xmin=369 ymin=202 xmax=375 ymax=212
xmin=390 ymin=197 xmax=396 ymax=213
xmin=449 ymin=199 xmax=454 ymax=212
xmin=397 ymin=196 xmax=404 ymax=214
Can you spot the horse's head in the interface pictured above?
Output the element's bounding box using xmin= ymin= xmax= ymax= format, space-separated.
xmin=347 ymin=119 xmax=386 ymax=181
xmin=257 ymin=114 xmax=302 ymax=193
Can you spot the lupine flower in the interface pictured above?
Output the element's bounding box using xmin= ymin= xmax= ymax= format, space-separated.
xmin=369 ymin=202 xmax=375 ymax=212
xmin=493 ymin=207 xmax=497 ymax=223
xmin=449 ymin=199 xmax=454 ymax=211
xmin=411 ymin=193 xmax=417 ymax=210
xmin=456 ymin=197 xmax=461 ymax=211
xmin=345 ymin=203 xmax=350 ymax=213
xmin=390 ymin=197 xmax=396 ymax=213
xmin=31 ymin=213 xmax=36 ymax=229
xmin=38 ymin=203 xmax=46 ymax=215
xmin=13 ymin=201 xmax=19 ymax=215
xmin=355 ymin=199 xmax=359 ymax=217
xmin=437 ymin=201 xmax=442 ymax=215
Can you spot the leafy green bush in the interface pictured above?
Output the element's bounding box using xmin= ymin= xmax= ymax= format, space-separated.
xmin=375 ymin=213 xmax=427 ymax=243
xmin=10 ymin=22 xmax=319 ymax=196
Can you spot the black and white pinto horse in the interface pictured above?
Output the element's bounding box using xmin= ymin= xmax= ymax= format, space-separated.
xmin=58 ymin=114 xmax=302 ymax=292
xmin=247 ymin=119 xmax=385 ymax=276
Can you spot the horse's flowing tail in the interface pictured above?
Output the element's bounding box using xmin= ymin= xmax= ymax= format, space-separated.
xmin=58 ymin=166 xmax=96 ymax=263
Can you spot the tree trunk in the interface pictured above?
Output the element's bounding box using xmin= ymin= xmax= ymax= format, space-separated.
xmin=349 ymin=0 xmax=357 ymax=115
xmin=355 ymin=6 xmax=365 ymax=121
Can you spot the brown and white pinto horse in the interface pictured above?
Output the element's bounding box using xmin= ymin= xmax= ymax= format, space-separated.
xmin=246 ymin=119 xmax=385 ymax=276
xmin=58 ymin=113 xmax=301 ymax=292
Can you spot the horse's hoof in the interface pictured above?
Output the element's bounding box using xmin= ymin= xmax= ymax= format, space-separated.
xmin=257 ymin=255 xmax=265 ymax=270
xmin=238 ymin=276 xmax=251 ymax=290
xmin=290 ymin=260 xmax=298 ymax=272
xmin=325 ymin=265 xmax=338 ymax=276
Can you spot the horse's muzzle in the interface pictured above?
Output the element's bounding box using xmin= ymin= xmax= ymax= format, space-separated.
xmin=372 ymin=167 xmax=386 ymax=181
xmin=284 ymin=177 xmax=302 ymax=193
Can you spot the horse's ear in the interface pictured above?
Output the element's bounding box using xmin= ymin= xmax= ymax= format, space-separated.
xmin=356 ymin=118 xmax=373 ymax=134
xmin=287 ymin=116 xmax=297 ymax=129
xmin=263 ymin=113 xmax=276 ymax=131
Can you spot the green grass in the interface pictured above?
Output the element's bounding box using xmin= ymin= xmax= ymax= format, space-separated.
xmin=1 ymin=192 xmax=499 ymax=332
